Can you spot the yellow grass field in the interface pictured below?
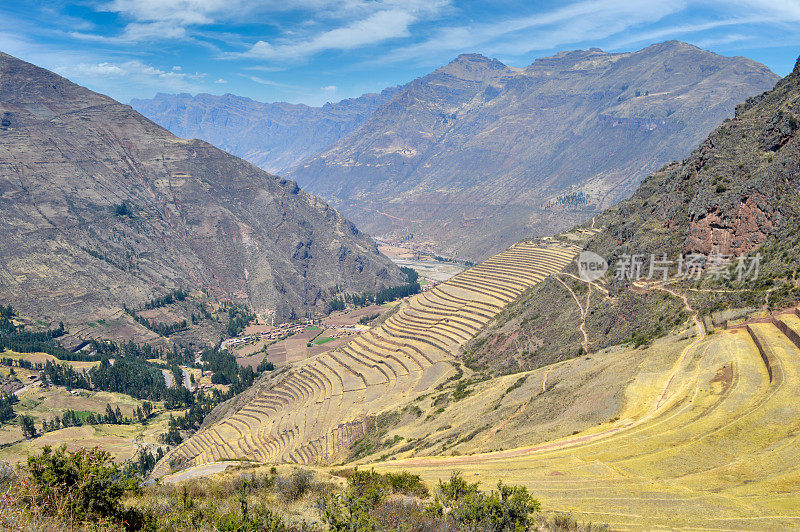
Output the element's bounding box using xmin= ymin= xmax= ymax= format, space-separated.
xmin=0 ymin=413 xmax=173 ymax=464
xmin=1 ymin=349 xmax=100 ymax=370
xmin=370 ymin=316 xmax=800 ymax=529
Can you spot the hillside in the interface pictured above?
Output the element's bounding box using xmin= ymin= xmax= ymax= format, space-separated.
xmin=152 ymin=241 xmax=578 ymax=477
xmin=466 ymin=55 xmax=800 ymax=374
xmin=130 ymin=88 xmax=402 ymax=174
xmin=375 ymin=316 xmax=800 ymax=529
xmin=288 ymin=41 xmax=778 ymax=260
xmin=153 ymin=53 xmax=800 ymax=473
xmin=355 ymin=57 xmax=800 ymax=529
xmin=0 ymin=52 xmax=403 ymax=327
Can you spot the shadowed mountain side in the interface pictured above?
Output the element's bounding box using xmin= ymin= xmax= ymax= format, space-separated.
xmin=0 ymin=51 xmax=404 ymax=325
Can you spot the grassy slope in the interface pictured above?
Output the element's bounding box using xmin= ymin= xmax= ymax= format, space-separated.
xmin=345 ymin=325 xmax=694 ymax=463
xmin=372 ymin=320 xmax=800 ymax=529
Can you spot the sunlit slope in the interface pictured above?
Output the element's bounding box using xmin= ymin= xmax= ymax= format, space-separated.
xmin=373 ymin=313 xmax=800 ymax=529
xmin=152 ymin=242 xmax=578 ymax=478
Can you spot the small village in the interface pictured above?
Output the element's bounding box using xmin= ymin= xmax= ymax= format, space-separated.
xmin=219 ymin=317 xmax=317 ymax=351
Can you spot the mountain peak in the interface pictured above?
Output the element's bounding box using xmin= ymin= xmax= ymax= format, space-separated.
xmin=451 ymin=53 xmax=492 ymax=63
xmin=637 ymin=40 xmax=705 ymax=56
xmin=435 ymin=53 xmax=512 ymax=82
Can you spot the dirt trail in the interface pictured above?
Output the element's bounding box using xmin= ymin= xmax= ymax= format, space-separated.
xmin=556 ymin=276 xmax=589 ymax=352
xmin=541 ymin=362 xmax=559 ymax=393
xmin=639 ymin=283 xmax=705 ymax=409
xmin=561 ymin=272 xmax=609 ymax=296
xmin=13 ymin=381 xmax=40 ymax=397
xmin=479 ymin=361 xmax=564 ymax=447
xmin=479 ymin=400 xmax=530 ymax=446
xmin=161 ymin=461 xmax=242 ymax=483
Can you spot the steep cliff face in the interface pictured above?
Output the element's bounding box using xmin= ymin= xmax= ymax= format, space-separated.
xmin=130 ymin=88 xmax=402 ymax=174
xmin=0 ymin=51 xmax=403 ymax=324
xmin=287 ymin=42 xmax=778 ymax=260
xmin=594 ymin=55 xmax=800 ymax=259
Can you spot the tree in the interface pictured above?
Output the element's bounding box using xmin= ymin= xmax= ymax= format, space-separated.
xmin=0 ymin=393 xmax=17 ymax=423
xmin=19 ymin=414 xmax=37 ymax=439
xmin=104 ymin=404 xmax=117 ymax=424
xmin=114 ymin=202 xmax=131 ymax=217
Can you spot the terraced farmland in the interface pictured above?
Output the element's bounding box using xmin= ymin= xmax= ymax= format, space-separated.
xmin=152 ymin=241 xmax=578 ymax=478
xmin=373 ymin=310 xmax=800 ymax=529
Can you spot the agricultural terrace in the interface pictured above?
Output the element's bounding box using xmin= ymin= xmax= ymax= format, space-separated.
xmin=152 ymin=241 xmax=579 ymax=478
xmin=372 ymin=310 xmax=800 ymax=529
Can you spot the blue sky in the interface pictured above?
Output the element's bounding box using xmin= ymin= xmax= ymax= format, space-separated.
xmin=1 ymin=0 xmax=799 ymax=105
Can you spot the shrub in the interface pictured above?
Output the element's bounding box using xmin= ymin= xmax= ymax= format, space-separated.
xmin=275 ymin=468 xmax=314 ymax=501
xmin=505 ymin=375 xmax=528 ymax=394
xmin=384 ymin=471 xmax=429 ymax=498
xmin=215 ymin=503 xmax=288 ymax=532
xmin=26 ymin=445 xmax=142 ymax=524
xmin=114 ymin=202 xmax=132 ymax=217
xmin=319 ymin=469 xmax=388 ymax=531
xmin=429 ymin=471 xmax=541 ymax=531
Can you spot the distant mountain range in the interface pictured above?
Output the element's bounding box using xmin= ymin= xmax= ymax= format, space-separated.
xmin=0 ymin=51 xmax=403 ymax=325
xmin=132 ymin=41 xmax=779 ymax=260
xmin=130 ymin=87 xmax=403 ymax=175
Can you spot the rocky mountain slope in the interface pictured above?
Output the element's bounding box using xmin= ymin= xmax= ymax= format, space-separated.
xmin=287 ymin=42 xmax=777 ymax=260
xmin=0 ymin=52 xmax=403 ymax=326
xmin=130 ymin=88 xmax=401 ymax=174
xmin=466 ymin=55 xmax=800 ymax=374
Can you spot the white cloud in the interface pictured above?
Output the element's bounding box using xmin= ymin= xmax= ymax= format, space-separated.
xmin=239 ymin=8 xmax=428 ymax=61
xmin=54 ymin=60 xmax=206 ymax=95
xmin=381 ymin=0 xmax=687 ymax=64
xmin=76 ymin=0 xmax=449 ymax=44
xmin=726 ymin=0 xmax=800 ymax=20
xmin=603 ymin=17 xmax=759 ymax=50
xmin=215 ymin=78 xmax=228 ymax=83
xmin=321 ymin=85 xmax=337 ymax=91
xmin=239 ymin=74 xmax=290 ymax=87
xmin=365 ymin=0 xmax=800 ymax=67
xmin=692 ymin=33 xmax=752 ymax=49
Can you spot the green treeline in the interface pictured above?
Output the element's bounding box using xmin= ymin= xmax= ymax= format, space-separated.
xmin=329 ymin=266 xmax=422 ymax=311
